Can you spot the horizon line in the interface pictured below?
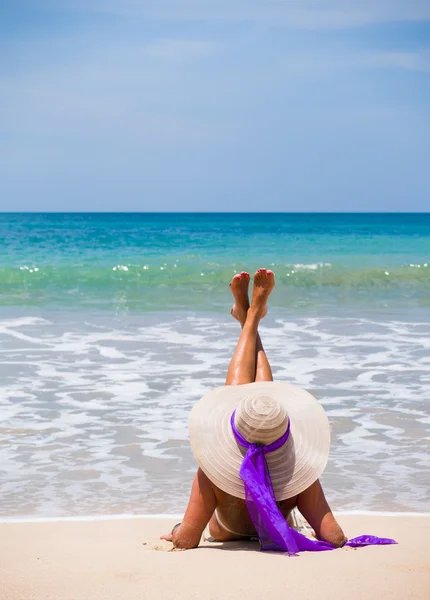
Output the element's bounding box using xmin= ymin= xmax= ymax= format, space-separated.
xmin=1 ymin=211 xmax=429 ymax=215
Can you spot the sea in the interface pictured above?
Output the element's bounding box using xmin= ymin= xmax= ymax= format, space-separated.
xmin=0 ymin=213 xmax=429 ymax=521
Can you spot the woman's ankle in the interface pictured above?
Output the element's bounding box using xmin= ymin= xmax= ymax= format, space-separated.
xmin=246 ymin=307 xmax=263 ymax=323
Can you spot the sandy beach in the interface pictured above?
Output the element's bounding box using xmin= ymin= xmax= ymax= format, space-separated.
xmin=0 ymin=515 xmax=428 ymax=600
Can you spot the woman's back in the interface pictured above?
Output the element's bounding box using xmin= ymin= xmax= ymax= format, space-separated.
xmin=212 ymin=485 xmax=298 ymax=539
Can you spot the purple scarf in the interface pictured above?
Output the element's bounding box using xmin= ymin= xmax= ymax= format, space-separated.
xmin=230 ymin=411 xmax=396 ymax=555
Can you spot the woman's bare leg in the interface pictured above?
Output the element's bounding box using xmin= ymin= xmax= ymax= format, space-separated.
xmin=209 ymin=269 xmax=276 ymax=542
xmin=226 ymin=269 xmax=275 ymax=385
xmin=254 ymin=336 xmax=273 ymax=382
xmin=230 ymin=270 xmax=274 ymax=383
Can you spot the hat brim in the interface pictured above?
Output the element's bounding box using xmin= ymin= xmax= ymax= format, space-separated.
xmin=188 ymin=381 xmax=330 ymax=500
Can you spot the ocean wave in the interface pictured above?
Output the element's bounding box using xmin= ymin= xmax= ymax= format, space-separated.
xmin=0 ymin=261 xmax=428 ymax=312
xmin=292 ymin=262 xmax=332 ymax=270
xmin=1 ymin=262 xmax=429 ymax=287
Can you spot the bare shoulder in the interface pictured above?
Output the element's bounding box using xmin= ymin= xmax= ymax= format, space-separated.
xmin=213 ymin=485 xmax=245 ymax=507
xmin=196 ymin=467 xmax=214 ymax=489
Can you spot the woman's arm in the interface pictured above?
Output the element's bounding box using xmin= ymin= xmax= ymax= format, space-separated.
xmin=297 ymin=479 xmax=347 ymax=548
xmin=161 ymin=468 xmax=217 ymax=549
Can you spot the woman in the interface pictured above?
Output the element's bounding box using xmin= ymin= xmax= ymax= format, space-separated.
xmin=161 ymin=268 xmax=348 ymax=551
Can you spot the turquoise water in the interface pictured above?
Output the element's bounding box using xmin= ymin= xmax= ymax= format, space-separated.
xmin=1 ymin=213 xmax=429 ymax=315
xmin=1 ymin=213 xmax=429 ymax=518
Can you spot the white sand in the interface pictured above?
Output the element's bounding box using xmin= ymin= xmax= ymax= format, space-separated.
xmin=0 ymin=515 xmax=429 ymax=600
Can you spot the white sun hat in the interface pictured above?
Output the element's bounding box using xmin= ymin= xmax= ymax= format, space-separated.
xmin=188 ymin=381 xmax=330 ymax=500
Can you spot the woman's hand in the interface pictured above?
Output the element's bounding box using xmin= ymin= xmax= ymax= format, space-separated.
xmin=160 ymin=522 xmax=181 ymax=546
xmin=160 ymin=523 xmax=199 ymax=550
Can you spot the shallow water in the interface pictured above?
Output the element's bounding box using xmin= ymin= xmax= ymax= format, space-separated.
xmin=0 ymin=213 xmax=429 ymax=517
xmin=1 ymin=310 xmax=428 ymax=517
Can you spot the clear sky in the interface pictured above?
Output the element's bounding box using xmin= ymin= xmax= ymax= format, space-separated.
xmin=1 ymin=1 xmax=429 ymax=212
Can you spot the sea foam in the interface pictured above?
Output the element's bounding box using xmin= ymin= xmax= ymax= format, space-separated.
xmin=0 ymin=312 xmax=429 ymax=519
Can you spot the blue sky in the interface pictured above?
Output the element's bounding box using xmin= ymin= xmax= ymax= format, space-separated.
xmin=1 ymin=1 xmax=429 ymax=211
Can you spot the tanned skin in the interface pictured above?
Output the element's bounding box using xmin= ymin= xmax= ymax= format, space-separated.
xmin=161 ymin=269 xmax=346 ymax=550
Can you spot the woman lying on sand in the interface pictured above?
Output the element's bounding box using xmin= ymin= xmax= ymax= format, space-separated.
xmin=161 ymin=269 xmax=395 ymax=554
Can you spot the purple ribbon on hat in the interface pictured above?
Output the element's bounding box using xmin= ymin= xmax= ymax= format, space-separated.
xmin=230 ymin=411 xmax=397 ymax=556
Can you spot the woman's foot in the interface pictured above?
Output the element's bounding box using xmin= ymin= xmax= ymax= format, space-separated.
xmin=230 ymin=272 xmax=250 ymax=325
xmin=249 ymin=268 xmax=275 ymax=320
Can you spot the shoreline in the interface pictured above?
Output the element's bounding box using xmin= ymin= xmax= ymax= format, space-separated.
xmin=1 ymin=515 xmax=429 ymax=600
xmin=1 ymin=510 xmax=430 ymax=524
